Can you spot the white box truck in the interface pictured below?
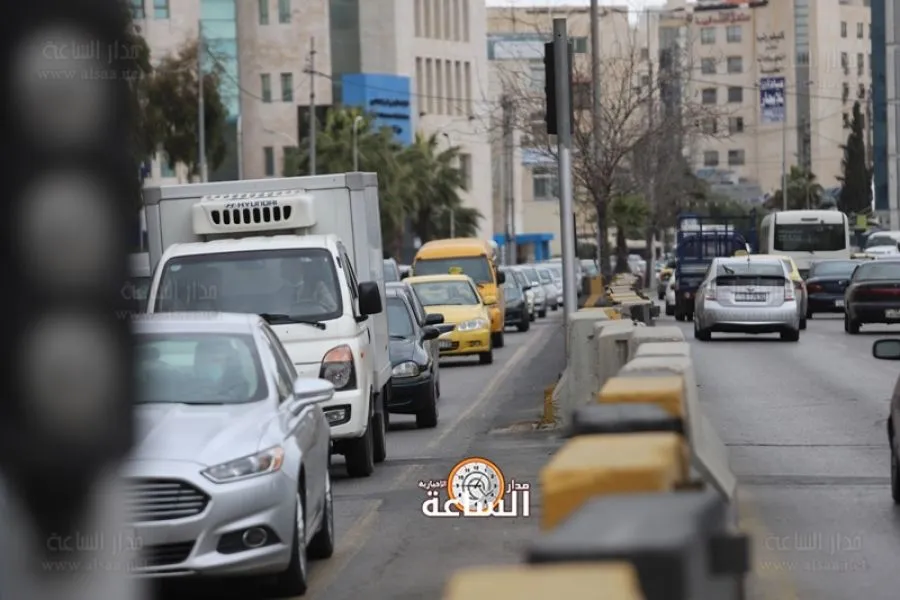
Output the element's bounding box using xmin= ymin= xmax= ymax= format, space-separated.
xmin=142 ymin=173 xmax=391 ymax=477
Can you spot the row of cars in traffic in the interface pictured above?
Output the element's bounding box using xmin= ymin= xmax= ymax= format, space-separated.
xmin=657 ymin=253 xmax=900 ymax=340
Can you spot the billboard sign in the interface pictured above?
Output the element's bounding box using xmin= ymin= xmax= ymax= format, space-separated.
xmin=759 ymin=76 xmax=785 ymax=124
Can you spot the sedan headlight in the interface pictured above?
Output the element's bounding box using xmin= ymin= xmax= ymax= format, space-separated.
xmin=392 ymin=361 xmax=420 ymax=377
xmin=457 ymin=318 xmax=489 ymax=331
xmin=201 ymin=446 xmax=285 ymax=483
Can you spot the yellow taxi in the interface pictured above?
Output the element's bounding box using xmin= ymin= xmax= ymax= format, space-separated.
xmin=411 ymin=238 xmax=506 ymax=348
xmin=750 ymin=254 xmax=808 ymax=329
xmin=405 ymin=274 xmax=495 ymax=365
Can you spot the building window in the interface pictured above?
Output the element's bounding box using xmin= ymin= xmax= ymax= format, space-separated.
xmin=261 ymin=74 xmax=272 ymax=102
xmin=572 ymin=37 xmax=589 ymax=53
xmin=130 ymin=0 xmax=145 ymax=19
xmin=857 ymin=53 xmax=864 ymax=76
xmin=727 ymin=86 xmax=743 ymax=103
xmin=729 ymin=116 xmax=744 ymax=134
xmin=843 ymin=113 xmax=850 ymax=129
xmin=278 ymin=0 xmax=290 ymax=23
xmin=423 ymin=0 xmax=432 ymax=37
xmin=727 ymin=149 xmax=745 ymax=166
xmin=701 ymin=88 xmax=717 ymax=105
xmin=700 ymin=27 xmax=715 ymax=44
xmin=858 ymin=83 xmax=867 ymax=99
xmin=414 ymin=0 xmax=422 ymax=36
xmin=452 ymin=0 xmax=461 ymax=41
xmin=857 ymin=22 xmax=864 ymax=39
xmin=841 ymin=52 xmax=848 ymax=73
xmin=459 ymin=153 xmax=471 ymax=191
xmin=464 ymin=61 xmax=472 ymax=113
xmin=842 ymin=82 xmax=849 ymax=103
xmin=281 ymin=73 xmax=293 ymax=102
xmin=532 ymin=167 xmax=559 ymax=199
xmin=443 ymin=0 xmax=451 ymax=39
xmin=726 ymin=25 xmax=742 ymax=43
xmin=264 ymin=147 xmax=275 ymax=176
xmin=640 ymin=74 xmax=650 ymax=89
xmin=701 ymin=117 xmax=717 ymax=134
xmin=701 ymin=58 xmax=716 ymax=75
xmin=841 ymin=21 xmax=847 ymax=38
xmin=259 ymin=0 xmax=269 ymax=24
xmin=726 ymin=56 xmax=743 ymax=74
xmin=153 ymin=0 xmax=169 ymax=19
xmin=703 ymin=151 xmax=719 ymax=167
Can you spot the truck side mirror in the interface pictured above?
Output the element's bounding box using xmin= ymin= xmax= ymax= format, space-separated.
xmin=358 ymin=281 xmax=383 ymax=315
xmin=497 ymin=271 xmax=506 ymax=284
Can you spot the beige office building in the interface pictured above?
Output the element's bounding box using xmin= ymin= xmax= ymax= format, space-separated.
xmin=655 ymin=0 xmax=872 ymax=194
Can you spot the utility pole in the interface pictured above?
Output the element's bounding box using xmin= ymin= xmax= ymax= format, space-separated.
xmin=781 ymin=93 xmax=788 ymax=211
xmin=644 ymin=8 xmax=656 ymax=289
xmin=501 ymin=93 xmax=516 ymax=264
xmin=198 ymin=28 xmax=208 ymax=182
xmin=552 ymin=18 xmax=579 ymax=339
xmin=308 ymin=37 xmax=317 ymax=175
xmin=590 ymin=0 xmax=603 ymax=269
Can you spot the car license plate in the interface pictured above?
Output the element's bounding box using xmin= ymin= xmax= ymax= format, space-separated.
xmin=887 ymin=309 xmax=900 ymax=319
xmin=835 ymin=299 xmax=844 ymax=307
xmin=439 ymin=340 xmax=453 ymax=349
xmin=736 ymin=293 xmax=766 ymax=302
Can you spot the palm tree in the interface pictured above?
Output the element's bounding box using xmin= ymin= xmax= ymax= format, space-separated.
xmin=609 ymin=194 xmax=648 ymax=273
xmin=765 ymin=166 xmax=824 ymax=211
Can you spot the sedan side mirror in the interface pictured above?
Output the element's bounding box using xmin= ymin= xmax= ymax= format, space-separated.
xmin=497 ymin=271 xmax=507 ymax=284
xmin=422 ymin=326 xmax=440 ymax=341
xmin=523 ymin=285 xmax=532 ymax=291
xmin=292 ymin=378 xmax=334 ymax=409
xmin=358 ymin=281 xmax=383 ymax=315
xmin=425 ymin=313 xmax=444 ymax=325
xmin=873 ymin=339 xmax=900 ymax=360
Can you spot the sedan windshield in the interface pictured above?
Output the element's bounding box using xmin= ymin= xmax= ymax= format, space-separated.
xmin=504 ymin=281 xmax=522 ymax=300
xmin=154 ymin=248 xmax=342 ymax=322
xmin=135 ymin=333 xmax=266 ymax=405
xmin=412 ymin=281 xmax=480 ymax=306
xmin=387 ymin=297 xmax=415 ymax=338
xmin=538 ymin=269 xmax=552 ymax=283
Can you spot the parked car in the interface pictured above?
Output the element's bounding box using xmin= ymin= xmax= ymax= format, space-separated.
xmin=543 ymin=263 xmax=565 ymax=305
xmin=519 ymin=265 xmax=547 ymax=317
xmin=664 ymin=276 xmax=676 ymax=316
xmin=536 ymin=266 xmax=561 ymax=310
xmin=693 ymin=256 xmax=800 ymax=342
xmin=805 ymin=259 xmax=863 ymax=318
xmin=504 ymin=267 xmax=535 ymax=321
xmin=406 ymin=274 xmax=494 ymax=364
xmin=129 ymin=313 xmax=334 ymax=595
xmin=844 ymin=259 xmax=900 ymax=334
xmin=874 ymin=338 xmax=900 ymax=502
xmin=385 ymin=286 xmax=442 ymax=428
xmin=383 ymin=258 xmax=402 ymax=282
xmin=502 ymin=278 xmax=530 ymax=332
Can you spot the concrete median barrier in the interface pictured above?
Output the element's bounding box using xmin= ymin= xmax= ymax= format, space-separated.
xmin=526 ymin=491 xmax=750 ymax=600
xmin=569 ymin=403 xmax=684 ymax=438
xmin=617 ymin=355 xmax=737 ymax=501
xmin=634 ymin=341 xmax=691 ymax=358
xmin=563 ymin=311 xmax=611 ymax=415
xmin=594 ymin=320 xmax=635 ymax=396
xmin=539 ymin=433 xmax=687 ymax=530
xmin=597 ymin=375 xmax=686 ymax=419
xmin=442 ymin=564 xmax=645 ymax=599
xmin=627 ymin=326 xmax=684 ymax=360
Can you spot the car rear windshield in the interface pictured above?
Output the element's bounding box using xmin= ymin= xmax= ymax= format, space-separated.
xmin=538 ymin=269 xmax=552 ymax=282
xmin=810 ymin=261 xmax=858 ymax=278
xmin=135 ymin=333 xmax=266 ymax=405
xmin=387 ymin=297 xmax=414 ymax=337
xmin=414 ymin=256 xmax=492 ymax=284
xmin=715 ymin=262 xmax=785 ymax=286
xmin=854 ymin=262 xmax=900 ymax=280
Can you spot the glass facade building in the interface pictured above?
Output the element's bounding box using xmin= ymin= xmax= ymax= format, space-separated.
xmin=201 ymin=0 xmax=240 ymax=180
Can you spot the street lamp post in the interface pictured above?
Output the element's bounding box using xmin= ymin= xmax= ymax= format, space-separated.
xmin=352 ymin=115 xmax=363 ymax=171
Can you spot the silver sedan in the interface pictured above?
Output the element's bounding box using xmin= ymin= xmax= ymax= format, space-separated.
xmin=128 ymin=312 xmax=334 ymax=595
xmin=693 ymin=256 xmax=800 ymax=342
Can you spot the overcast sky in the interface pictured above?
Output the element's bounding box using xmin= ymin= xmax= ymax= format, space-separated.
xmin=485 ymin=0 xmax=666 ymax=8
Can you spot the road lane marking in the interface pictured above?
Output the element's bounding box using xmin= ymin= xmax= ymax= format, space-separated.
xmin=307 ymin=320 xmax=558 ymax=596
xmin=306 ymin=498 xmax=382 ymax=599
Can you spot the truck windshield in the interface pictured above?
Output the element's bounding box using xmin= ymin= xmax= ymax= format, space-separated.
xmin=414 ymin=256 xmax=492 ymax=284
xmin=774 ymin=224 xmax=846 ymax=252
xmin=154 ymin=248 xmax=343 ymax=321
xmin=124 ymin=276 xmax=150 ymax=313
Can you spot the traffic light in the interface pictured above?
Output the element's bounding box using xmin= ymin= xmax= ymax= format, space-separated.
xmin=1 ymin=0 xmax=136 ymax=563
xmin=543 ymin=41 xmax=575 ymax=136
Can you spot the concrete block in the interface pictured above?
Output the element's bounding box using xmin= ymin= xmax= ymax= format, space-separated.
xmin=540 ymin=433 xmax=686 ymax=530
xmin=627 ymin=326 xmax=685 ymax=360
xmin=443 ymin=564 xmax=644 ymax=599
xmin=559 ymin=311 xmax=610 ymax=427
xmin=635 ymin=342 xmax=691 ymax=358
xmin=617 ymin=356 xmax=736 ymax=501
xmin=594 ymin=320 xmax=635 ymax=394
xmin=598 ymin=375 xmax=686 ymax=418
xmin=570 ymin=403 xmax=684 ymax=438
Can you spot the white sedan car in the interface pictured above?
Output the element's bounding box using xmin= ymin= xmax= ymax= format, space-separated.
xmin=665 ymin=277 xmax=676 ymax=316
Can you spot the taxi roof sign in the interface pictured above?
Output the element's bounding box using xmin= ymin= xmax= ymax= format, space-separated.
xmin=733 ymin=250 xmax=749 ymax=256
xmin=448 ymin=266 xmax=464 ymax=274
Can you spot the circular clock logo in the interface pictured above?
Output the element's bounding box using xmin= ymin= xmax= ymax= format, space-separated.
xmin=447 ymin=457 xmax=505 ymax=513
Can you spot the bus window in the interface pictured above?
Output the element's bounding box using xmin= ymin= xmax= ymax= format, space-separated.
xmin=774 ymin=223 xmax=846 ymax=252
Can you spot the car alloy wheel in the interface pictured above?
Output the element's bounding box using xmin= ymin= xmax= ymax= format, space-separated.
xmin=294 ymin=492 xmax=308 ymax=579
xmin=271 ymin=491 xmax=309 ymax=595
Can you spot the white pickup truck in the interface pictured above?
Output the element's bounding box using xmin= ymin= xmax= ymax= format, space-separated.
xmin=142 ymin=173 xmax=391 ymax=477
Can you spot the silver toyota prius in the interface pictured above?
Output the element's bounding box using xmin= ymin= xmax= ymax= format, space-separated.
xmin=127 ymin=312 xmax=334 ymax=595
xmin=693 ymin=256 xmax=800 ymax=342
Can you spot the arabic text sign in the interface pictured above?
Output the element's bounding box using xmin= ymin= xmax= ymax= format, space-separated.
xmin=419 ymin=478 xmax=532 ymax=518
xmin=760 ymin=76 xmax=785 ymax=124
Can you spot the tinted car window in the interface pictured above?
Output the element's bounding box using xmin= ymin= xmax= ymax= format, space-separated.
xmin=716 ymin=262 xmax=784 ymax=277
xmin=810 ymin=261 xmax=858 ymax=278
xmin=387 ymin=297 xmax=415 ymax=337
xmin=854 ymin=262 xmax=900 ymax=280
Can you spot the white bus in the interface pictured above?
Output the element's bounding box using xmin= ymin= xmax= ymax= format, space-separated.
xmin=759 ymin=210 xmax=851 ymax=278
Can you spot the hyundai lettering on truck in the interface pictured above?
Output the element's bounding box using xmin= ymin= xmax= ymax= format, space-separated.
xmin=143 ymin=173 xmax=392 ymax=478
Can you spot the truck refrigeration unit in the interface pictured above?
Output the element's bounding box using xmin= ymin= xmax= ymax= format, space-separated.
xmin=143 ymin=173 xmax=391 ymax=477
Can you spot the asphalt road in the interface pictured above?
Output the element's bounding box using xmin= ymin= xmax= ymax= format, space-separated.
xmin=659 ymin=310 xmax=900 ymax=600
xmin=166 ymin=310 xmax=567 ymax=600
